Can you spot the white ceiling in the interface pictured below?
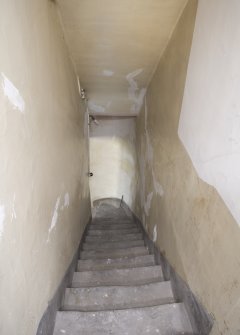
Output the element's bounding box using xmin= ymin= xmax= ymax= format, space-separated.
xmin=57 ymin=0 xmax=188 ymax=116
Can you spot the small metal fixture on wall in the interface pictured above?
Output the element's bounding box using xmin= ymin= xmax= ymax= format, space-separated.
xmin=89 ymin=115 xmax=99 ymax=125
xmin=80 ymin=88 xmax=87 ymax=100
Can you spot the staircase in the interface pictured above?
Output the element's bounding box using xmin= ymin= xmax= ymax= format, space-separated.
xmin=53 ymin=203 xmax=194 ymax=334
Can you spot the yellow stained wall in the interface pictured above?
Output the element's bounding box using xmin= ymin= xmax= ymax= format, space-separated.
xmin=135 ymin=0 xmax=240 ymax=333
xmin=0 ymin=1 xmax=91 ymax=334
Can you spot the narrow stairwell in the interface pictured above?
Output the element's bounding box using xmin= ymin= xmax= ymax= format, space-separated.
xmin=53 ymin=203 xmax=194 ymax=334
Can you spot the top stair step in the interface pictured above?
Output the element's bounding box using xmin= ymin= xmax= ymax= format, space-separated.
xmin=88 ymin=223 xmax=137 ymax=230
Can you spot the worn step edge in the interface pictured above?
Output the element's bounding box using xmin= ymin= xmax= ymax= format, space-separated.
xmin=92 ymin=221 xmax=134 ymax=226
xmin=77 ymin=254 xmax=156 ymax=271
xmin=87 ymin=228 xmax=140 ymax=236
xmin=62 ymin=281 xmax=174 ymax=312
xmin=80 ymin=246 xmax=149 ymax=260
xmin=92 ymin=217 xmax=132 ymax=222
xmin=82 ymin=239 xmax=144 ymax=251
xmin=72 ymin=265 xmax=163 ymax=287
xmin=88 ymin=223 xmax=137 ymax=230
xmin=85 ymin=232 xmax=143 ymax=243
xmin=53 ymin=303 xmax=193 ymax=335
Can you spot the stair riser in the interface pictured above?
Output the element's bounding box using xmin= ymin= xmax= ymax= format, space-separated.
xmin=63 ymin=282 xmax=174 ymax=312
xmin=87 ymin=228 xmax=140 ymax=236
xmin=72 ymin=266 xmax=163 ymax=287
xmin=80 ymin=247 xmax=149 ymax=260
xmin=85 ymin=232 xmax=143 ymax=242
xmin=92 ymin=218 xmax=132 ymax=223
xmin=89 ymin=223 xmax=136 ymax=230
xmin=77 ymin=255 xmax=156 ymax=271
xmin=53 ymin=304 xmax=194 ymax=335
xmin=82 ymin=240 xmax=144 ymax=251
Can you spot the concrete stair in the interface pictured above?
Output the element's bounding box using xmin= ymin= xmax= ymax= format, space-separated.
xmin=87 ymin=227 xmax=140 ymax=236
xmin=72 ymin=265 xmax=163 ymax=287
xmin=53 ymin=204 xmax=194 ymax=334
xmin=82 ymin=239 xmax=145 ymax=250
xmin=54 ymin=304 xmax=193 ymax=335
xmin=77 ymin=254 xmax=156 ymax=271
xmin=89 ymin=222 xmax=136 ymax=230
xmin=85 ymin=231 xmax=143 ymax=242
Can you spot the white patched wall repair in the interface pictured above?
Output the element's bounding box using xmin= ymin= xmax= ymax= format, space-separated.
xmin=179 ymin=0 xmax=240 ymax=225
xmin=89 ymin=117 xmax=138 ymax=210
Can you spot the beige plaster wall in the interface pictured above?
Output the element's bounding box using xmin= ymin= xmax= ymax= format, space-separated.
xmin=89 ymin=117 xmax=137 ymax=210
xmin=135 ymin=0 xmax=240 ymax=333
xmin=0 ymin=1 xmax=91 ymax=334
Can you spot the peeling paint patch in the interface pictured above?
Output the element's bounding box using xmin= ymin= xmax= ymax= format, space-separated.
xmin=77 ymin=76 xmax=81 ymax=95
xmin=153 ymin=225 xmax=157 ymax=243
xmin=102 ymin=69 xmax=114 ymax=77
xmin=88 ymin=101 xmax=106 ymax=114
xmin=126 ymin=69 xmax=146 ymax=114
xmin=11 ymin=193 xmax=17 ymax=221
xmin=47 ymin=196 xmax=61 ymax=242
xmin=61 ymin=192 xmax=70 ymax=210
xmin=1 ymin=73 xmax=25 ymax=113
xmin=144 ymin=192 xmax=153 ymax=216
xmin=142 ymin=214 xmax=146 ymax=227
xmin=146 ymin=131 xmax=154 ymax=163
xmin=152 ymin=174 xmax=164 ymax=197
xmin=106 ymin=101 xmax=112 ymax=108
xmin=0 ymin=205 xmax=6 ymax=239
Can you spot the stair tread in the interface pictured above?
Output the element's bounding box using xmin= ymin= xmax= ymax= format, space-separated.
xmin=80 ymin=246 xmax=149 ymax=260
xmin=92 ymin=219 xmax=132 ymax=224
xmin=63 ymin=281 xmax=174 ymax=311
xmin=89 ymin=223 xmax=137 ymax=230
xmin=82 ymin=239 xmax=144 ymax=251
xmin=87 ymin=227 xmax=140 ymax=236
xmin=78 ymin=254 xmax=156 ymax=271
xmin=72 ymin=265 xmax=163 ymax=287
xmin=53 ymin=303 xmax=193 ymax=335
xmin=85 ymin=232 xmax=143 ymax=242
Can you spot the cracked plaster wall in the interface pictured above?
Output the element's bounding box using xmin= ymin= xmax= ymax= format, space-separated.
xmin=0 ymin=1 xmax=91 ymax=334
xmin=135 ymin=0 xmax=240 ymax=333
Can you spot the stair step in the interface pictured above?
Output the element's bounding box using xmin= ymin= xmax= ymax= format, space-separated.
xmin=82 ymin=239 xmax=144 ymax=251
xmin=54 ymin=303 xmax=193 ymax=335
xmin=80 ymin=246 xmax=149 ymax=260
xmin=78 ymin=254 xmax=156 ymax=271
xmin=88 ymin=223 xmax=137 ymax=230
xmin=87 ymin=227 xmax=140 ymax=236
xmin=72 ymin=265 xmax=163 ymax=287
xmin=85 ymin=232 xmax=143 ymax=242
xmin=63 ymin=281 xmax=174 ymax=311
xmin=92 ymin=218 xmax=132 ymax=224
xmin=92 ymin=218 xmax=133 ymax=224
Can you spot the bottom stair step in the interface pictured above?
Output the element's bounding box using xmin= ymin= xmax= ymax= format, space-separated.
xmin=77 ymin=254 xmax=156 ymax=271
xmin=53 ymin=303 xmax=193 ymax=335
xmin=62 ymin=281 xmax=174 ymax=311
